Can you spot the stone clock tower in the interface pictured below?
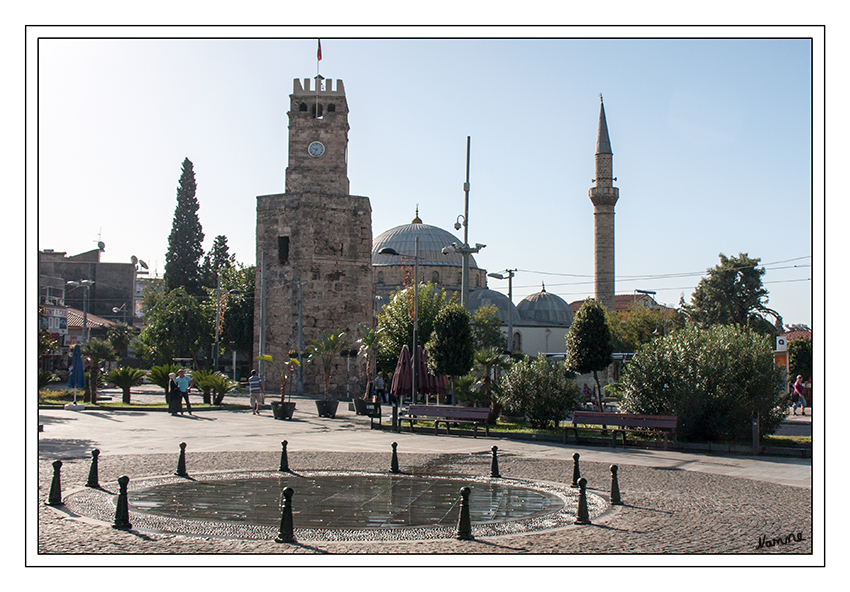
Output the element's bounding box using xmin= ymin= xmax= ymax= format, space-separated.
xmin=255 ymin=76 xmax=374 ymax=397
xmin=588 ymin=96 xmax=619 ymax=311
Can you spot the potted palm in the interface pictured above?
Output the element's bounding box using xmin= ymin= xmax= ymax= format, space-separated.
xmin=256 ymin=352 xmax=300 ymax=420
xmin=305 ymin=329 xmax=349 ymax=418
xmin=354 ymin=324 xmax=383 ymax=415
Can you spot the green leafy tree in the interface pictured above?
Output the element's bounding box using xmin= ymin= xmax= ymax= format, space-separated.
xmin=496 ymin=356 xmax=581 ymax=429
xmin=165 ymin=158 xmax=205 ymax=296
xmin=200 ymin=234 xmax=233 ymax=290
xmin=609 ymin=305 xmax=681 ymax=353
xmin=682 ymin=253 xmax=782 ymax=335
xmin=469 ymin=346 xmax=511 ymax=412
xmin=376 ymin=283 xmax=451 ymax=373
xmin=426 ymin=302 xmax=474 ymax=381
xmin=305 ymin=329 xmax=350 ymax=399
xmin=202 ymin=263 xmax=255 ymax=361
xmin=788 ymin=338 xmax=813 ymax=382
xmin=618 ymin=325 xmax=787 ymax=442
xmin=471 ymin=304 xmax=505 ymax=351
xmin=38 ymin=306 xmax=59 ymax=361
xmin=138 ymin=286 xmax=211 ymax=367
xmin=106 ymin=367 xmax=147 ymax=404
xmin=82 ymin=338 xmax=118 ymax=403
xmin=107 ymin=322 xmax=135 ymax=360
xmin=564 ymin=299 xmax=614 ymax=411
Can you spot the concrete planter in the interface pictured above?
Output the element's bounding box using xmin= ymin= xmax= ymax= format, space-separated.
xmin=271 ymin=401 xmax=296 ymax=420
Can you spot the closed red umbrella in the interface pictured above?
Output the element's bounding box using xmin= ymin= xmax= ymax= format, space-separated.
xmin=389 ymin=345 xmax=412 ymax=400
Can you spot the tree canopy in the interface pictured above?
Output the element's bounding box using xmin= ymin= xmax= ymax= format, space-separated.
xmin=471 ymin=303 xmax=506 ymax=351
xmin=681 ymin=253 xmax=782 ymax=335
xmin=136 ymin=285 xmax=210 ymax=366
xmin=564 ymin=298 xmax=613 ymax=410
xmin=165 ymin=158 xmax=205 ymax=296
xmin=426 ymin=301 xmax=474 ymax=379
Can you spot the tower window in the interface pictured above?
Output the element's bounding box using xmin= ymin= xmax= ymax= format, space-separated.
xmin=278 ymin=236 xmax=290 ymax=265
xmin=377 ymin=271 xmax=384 ymax=284
xmin=327 ymin=103 xmax=336 ymax=112
xmin=432 ymin=271 xmax=440 ymax=284
xmin=298 ymin=102 xmax=308 ymax=112
xmin=311 ymin=103 xmax=323 ymax=117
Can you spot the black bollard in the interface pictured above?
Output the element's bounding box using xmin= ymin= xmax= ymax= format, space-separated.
xmin=455 ymin=486 xmax=474 ymax=540
xmin=112 ymin=475 xmax=132 ymax=530
xmin=175 ymin=442 xmax=188 ymax=477
xmin=86 ymin=448 xmax=100 ymax=488
xmin=274 ymin=486 xmax=295 ymax=543
xmin=575 ymin=477 xmax=591 ymax=524
xmin=279 ymin=440 xmax=289 ymax=472
xmin=571 ymin=452 xmax=581 ymax=488
xmin=46 ymin=460 xmax=63 ymax=506
xmin=610 ymin=464 xmax=622 ymax=505
xmin=490 ymin=446 xmax=500 ymax=478
xmin=391 ymin=442 xmax=400 ymax=474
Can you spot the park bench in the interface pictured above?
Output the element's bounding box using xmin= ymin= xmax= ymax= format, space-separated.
xmin=398 ymin=404 xmax=491 ymax=437
xmin=564 ymin=411 xmax=678 ymax=450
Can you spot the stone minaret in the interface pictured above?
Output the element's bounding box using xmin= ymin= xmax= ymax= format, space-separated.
xmin=255 ymin=77 xmax=374 ymax=396
xmin=588 ymin=96 xmax=619 ymax=311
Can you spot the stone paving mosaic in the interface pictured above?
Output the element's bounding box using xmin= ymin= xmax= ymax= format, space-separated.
xmin=61 ymin=470 xmax=608 ymax=542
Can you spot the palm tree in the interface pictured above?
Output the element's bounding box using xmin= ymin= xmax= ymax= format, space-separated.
xmin=356 ymin=325 xmax=383 ymax=399
xmin=305 ymin=329 xmax=350 ymax=399
xmin=471 ymin=346 xmax=510 ymax=417
xmin=190 ymin=369 xmax=217 ymax=404
xmin=207 ymin=372 xmax=242 ymax=405
xmin=82 ymin=338 xmax=118 ymax=403
xmin=106 ymin=367 xmax=147 ymax=404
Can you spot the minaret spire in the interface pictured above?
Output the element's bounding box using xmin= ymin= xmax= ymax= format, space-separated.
xmin=588 ymin=95 xmax=619 ymax=311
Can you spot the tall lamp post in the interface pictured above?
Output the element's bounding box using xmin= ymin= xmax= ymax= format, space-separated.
xmin=487 ymin=269 xmax=517 ymax=355
xmin=213 ymin=272 xmax=241 ymax=373
xmin=443 ymin=137 xmax=485 ymax=310
xmin=379 ymin=235 xmax=421 ymax=429
xmin=66 ymin=280 xmax=94 ymax=345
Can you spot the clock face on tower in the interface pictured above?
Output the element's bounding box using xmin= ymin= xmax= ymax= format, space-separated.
xmin=307 ymin=141 xmax=325 ymax=158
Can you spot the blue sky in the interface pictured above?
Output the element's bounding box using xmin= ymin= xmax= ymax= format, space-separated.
xmin=34 ymin=33 xmax=816 ymax=325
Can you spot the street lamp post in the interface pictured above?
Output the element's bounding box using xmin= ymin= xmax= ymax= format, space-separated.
xmin=487 ymin=269 xmax=517 ymax=354
xmin=444 ymin=137 xmax=485 ymax=310
xmin=378 ymin=235 xmax=421 ymax=429
xmin=66 ymin=280 xmax=94 ymax=345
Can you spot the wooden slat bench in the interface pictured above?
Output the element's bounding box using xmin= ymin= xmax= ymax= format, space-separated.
xmin=564 ymin=411 xmax=678 ymax=449
xmin=398 ymin=404 xmax=491 ymax=437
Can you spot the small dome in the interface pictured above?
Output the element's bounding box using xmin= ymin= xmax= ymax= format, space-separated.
xmin=372 ymin=213 xmax=479 ymax=269
xmin=468 ymin=288 xmax=520 ymax=324
xmin=517 ymin=283 xmax=574 ymax=326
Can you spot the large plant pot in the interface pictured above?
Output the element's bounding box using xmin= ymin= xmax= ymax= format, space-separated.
xmin=315 ymin=400 xmax=339 ymax=418
xmin=353 ymin=398 xmax=369 ymax=415
xmin=271 ymin=401 xmax=296 ymax=420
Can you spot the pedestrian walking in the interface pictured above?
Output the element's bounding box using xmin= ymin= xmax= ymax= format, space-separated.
xmin=175 ymin=369 xmax=193 ymax=415
xmin=791 ymin=375 xmax=807 ymax=416
xmin=167 ymin=372 xmax=182 ymax=416
xmin=248 ymin=369 xmax=265 ymax=415
xmin=374 ymin=371 xmax=386 ymax=403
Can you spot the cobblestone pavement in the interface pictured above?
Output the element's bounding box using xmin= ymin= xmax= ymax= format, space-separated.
xmin=37 ymin=449 xmax=812 ymax=559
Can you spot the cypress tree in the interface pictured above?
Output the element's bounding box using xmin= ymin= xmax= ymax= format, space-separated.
xmin=165 ymin=158 xmax=205 ymax=295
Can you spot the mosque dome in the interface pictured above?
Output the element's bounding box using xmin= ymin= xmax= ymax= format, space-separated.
xmin=372 ymin=210 xmax=479 ymax=269
xmin=468 ymin=288 xmax=520 ymax=325
xmin=517 ymin=283 xmax=574 ymax=327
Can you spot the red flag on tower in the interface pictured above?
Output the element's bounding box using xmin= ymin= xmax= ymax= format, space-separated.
xmin=317 ymin=39 xmax=322 ymax=61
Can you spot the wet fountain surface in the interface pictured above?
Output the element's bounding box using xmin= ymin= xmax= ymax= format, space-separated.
xmin=63 ymin=470 xmax=608 ymax=542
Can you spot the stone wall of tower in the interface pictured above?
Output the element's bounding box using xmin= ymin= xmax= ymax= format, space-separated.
xmin=255 ymin=191 xmax=373 ymax=396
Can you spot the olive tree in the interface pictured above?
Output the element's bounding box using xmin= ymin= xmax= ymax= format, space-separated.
xmin=618 ymin=325 xmax=787 ymax=442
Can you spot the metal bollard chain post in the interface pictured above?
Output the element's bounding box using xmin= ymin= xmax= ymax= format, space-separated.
xmin=490 ymin=446 xmax=500 ymax=478
xmin=274 ymin=486 xmax=295 ymax=543
xmin=391 ymin=442 xmax=400 ymax=474
xmin=46 ymin=460 xmax=63 ymax=506
xmin=279 ymin=440 xmax=290 ymax=472
xmin=86 ymin=449 xmax=100 ymax=488
xmin=112 ymin=476 xmax=132 ymax=530
xmin=175 ymin=442 xmax=188 ymax=477
xmin=610 ymin=464 xmax=622 ymax=505
xmin=455 ymin=486 xmax=474 ymax=540
xmin=575 ymin=477 xmax=591 ymax=524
